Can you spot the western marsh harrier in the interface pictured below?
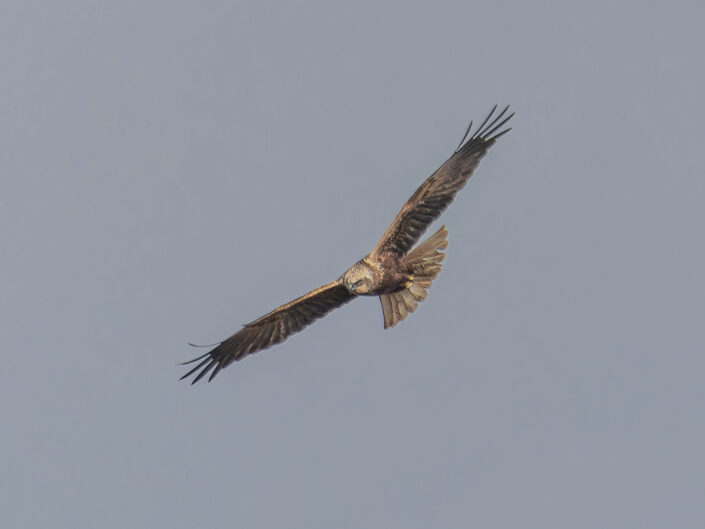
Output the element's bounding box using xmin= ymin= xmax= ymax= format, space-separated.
xmin=181 ymin=105 xmax=513 ymax=383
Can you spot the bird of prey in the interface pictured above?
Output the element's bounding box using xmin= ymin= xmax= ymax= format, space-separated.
xmin=181 ymin=105 xmax=513 ymax=383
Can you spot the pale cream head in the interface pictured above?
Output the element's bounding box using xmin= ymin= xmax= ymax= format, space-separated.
xmin=342 ymin=263 xmax=374 ymax=294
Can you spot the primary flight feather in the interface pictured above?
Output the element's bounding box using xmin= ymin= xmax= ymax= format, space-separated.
xmin=181 ymin=105 xmax=513 ymax=383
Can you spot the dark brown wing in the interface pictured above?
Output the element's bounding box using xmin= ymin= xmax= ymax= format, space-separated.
xmin=181 ymin=279 xmax=355 ymax=383
xmin=372 ymin=105 xmax=513 ymax=256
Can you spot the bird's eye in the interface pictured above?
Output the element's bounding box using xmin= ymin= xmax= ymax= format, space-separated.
xmin=354 ymin=279 xmax=363 ymax=286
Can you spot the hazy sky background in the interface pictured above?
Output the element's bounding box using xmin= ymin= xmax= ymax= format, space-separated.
xmin=2 ymin=1 xmax=704 ymax=528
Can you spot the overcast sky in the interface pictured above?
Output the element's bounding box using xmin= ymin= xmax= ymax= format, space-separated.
xmin=2 ymin=1 xmax=704 ymax=528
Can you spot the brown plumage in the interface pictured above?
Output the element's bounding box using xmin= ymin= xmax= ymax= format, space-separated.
xmin=181 ymin=105 xmax=513 ymax=383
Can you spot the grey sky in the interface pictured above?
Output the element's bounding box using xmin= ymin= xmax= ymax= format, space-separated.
xmin=2 ymin=1 xmax=704 ymax=528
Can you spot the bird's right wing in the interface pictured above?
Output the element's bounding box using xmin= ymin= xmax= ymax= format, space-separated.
xmin=181 ymin=279 xmax=355 ymax=383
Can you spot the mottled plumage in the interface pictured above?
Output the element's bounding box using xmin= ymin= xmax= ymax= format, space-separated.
xmin=181 ymin=105 xmax=513 ymax=383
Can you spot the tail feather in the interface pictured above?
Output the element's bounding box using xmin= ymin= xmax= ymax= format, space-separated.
xmin=379 ymin=225 xmax=448 ymax=329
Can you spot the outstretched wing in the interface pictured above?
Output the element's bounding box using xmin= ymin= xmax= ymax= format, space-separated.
xmin=372 ymin=105 xmax=513 ymax=256
xmin=181 ymin=279 xmax=355 ymax=383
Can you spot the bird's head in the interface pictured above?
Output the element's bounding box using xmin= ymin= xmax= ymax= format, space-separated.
xmin=343 ymin=263 xmax=374 ymax=295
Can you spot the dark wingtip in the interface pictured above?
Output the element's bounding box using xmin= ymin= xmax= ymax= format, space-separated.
xmin=456 ymin=105 xmax=513 ymax=151
xmin=455 ymin=120 xmax=473 ymax=152
xmin=179 ymin=350 xmax=211 ymax=366
xmin=191 ymin=359 xmax=216 ymax=384
xmin=481 ymin=108 xmax=514 ymax=140
xmin=179 ymin=353 xmax=216 ymax=383
xmin=208 ymin=362 xmax=225 ymax=382
xmin=490 ymin=125 xmax=513 ymax=142
xmin=476 ymin=106 xmax=505 ymax=136
xmin=179 ymin=340 xmax=225 ymax=384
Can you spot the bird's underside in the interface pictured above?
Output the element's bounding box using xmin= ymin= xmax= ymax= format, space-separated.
xmin=181 ymin=105 xmax=513 ymax=383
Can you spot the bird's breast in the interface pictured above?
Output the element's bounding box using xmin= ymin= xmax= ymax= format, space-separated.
xmin=363 ymin=253 xmax=412 ymax=295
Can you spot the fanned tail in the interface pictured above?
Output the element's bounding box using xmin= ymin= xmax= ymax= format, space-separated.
xmin=379 ymin=225 xmax=448 ymax=329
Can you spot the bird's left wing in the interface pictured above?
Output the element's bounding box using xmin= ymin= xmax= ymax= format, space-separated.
xmin=181 ymin=279 xmax=354 ymax=383
xmin=371 ymin=105 xmax=513 ymax=257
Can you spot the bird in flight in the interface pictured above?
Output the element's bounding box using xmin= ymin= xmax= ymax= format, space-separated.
xmin=181 ymin=105 xmax=513 ymax=383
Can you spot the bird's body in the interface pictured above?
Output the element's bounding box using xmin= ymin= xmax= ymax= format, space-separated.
xmin=343 ymin=253 xmax=411 ymax=296
xmin=181 ymin=105 xmax=513 ymax=383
